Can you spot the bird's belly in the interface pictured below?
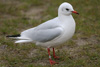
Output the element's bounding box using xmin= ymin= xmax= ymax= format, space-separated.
xmin=36 ymin=27 xmax=75 ymax=48
xmin=51 ymin=28 xmax=75 ymax=47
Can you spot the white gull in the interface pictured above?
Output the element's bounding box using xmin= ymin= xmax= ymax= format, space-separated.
xmin=7 ymin=2 xmax=79 ymax=65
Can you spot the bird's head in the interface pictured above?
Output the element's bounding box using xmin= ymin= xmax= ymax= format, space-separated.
xmin=58 ymin=2 xmax=79 ymax=16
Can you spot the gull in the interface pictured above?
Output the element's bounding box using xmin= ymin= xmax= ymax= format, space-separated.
xmin=6 ymin=2 xmax=79 ymax=65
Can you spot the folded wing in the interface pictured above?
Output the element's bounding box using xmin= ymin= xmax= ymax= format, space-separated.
xmin=20 ymin=27 xmax=63 ymax=42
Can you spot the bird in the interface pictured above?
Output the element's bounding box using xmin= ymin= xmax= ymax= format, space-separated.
xmin=6 ymin=2 xmax=79 ymax=65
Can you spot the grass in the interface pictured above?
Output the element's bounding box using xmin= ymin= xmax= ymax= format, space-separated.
xmin=0 ymin=0 xmax=100 ymax=67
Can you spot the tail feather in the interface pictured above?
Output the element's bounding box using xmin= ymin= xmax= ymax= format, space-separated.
xmin=6 ymin=34 xmax=33 ymax=43
xmin=15 ymin=40 xmax=33 ymax=43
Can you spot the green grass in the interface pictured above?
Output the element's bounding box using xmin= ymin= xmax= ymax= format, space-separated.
xmin=0 ymin=0 xmax=100 ymax=67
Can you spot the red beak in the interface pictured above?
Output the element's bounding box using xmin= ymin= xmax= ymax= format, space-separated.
xmin=72 ymin=11 xmax=79 ymax=15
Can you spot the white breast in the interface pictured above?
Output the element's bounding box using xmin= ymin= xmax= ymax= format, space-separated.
xmin=36 ymin=15 xmax=76 ymax=48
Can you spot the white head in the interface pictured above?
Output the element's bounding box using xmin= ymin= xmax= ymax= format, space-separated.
xmin=58 ymin=2 xmax=79 ymax=16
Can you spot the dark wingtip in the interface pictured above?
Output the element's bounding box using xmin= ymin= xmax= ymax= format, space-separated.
xmin=6 ymin=34 xmax=20 ymax=38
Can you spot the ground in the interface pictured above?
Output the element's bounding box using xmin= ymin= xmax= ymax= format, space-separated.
xmin=0 ymin=0 xmax=100 ymax=67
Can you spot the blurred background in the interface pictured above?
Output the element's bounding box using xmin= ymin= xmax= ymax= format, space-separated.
xmin=0 ymin=0 xmax=100 ymax=67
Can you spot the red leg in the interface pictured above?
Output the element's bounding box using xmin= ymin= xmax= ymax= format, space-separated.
xmin=47 ymin=48 xmax=58 ymax=65
xmin=53 ymin=48 xmax=59 ymax=59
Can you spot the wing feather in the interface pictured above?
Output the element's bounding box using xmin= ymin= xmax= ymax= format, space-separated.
xmin=21 ymin=27 xmax=63 ymax=42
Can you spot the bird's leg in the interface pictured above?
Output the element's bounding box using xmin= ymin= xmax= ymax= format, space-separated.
xmin=53 ymin=48 xmax=59 ymax=59
xmin=47 ymin=48 xmax=58 ymax=65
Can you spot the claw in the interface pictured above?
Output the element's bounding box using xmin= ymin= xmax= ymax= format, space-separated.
xmin=54 ymin=56 xmax=59 ymax=59
xmin=49 ymin=59 xmax=58 ymax=65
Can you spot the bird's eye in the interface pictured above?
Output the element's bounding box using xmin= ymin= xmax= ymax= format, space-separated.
xmin=66 ymin=8 xmax=69 ymax=11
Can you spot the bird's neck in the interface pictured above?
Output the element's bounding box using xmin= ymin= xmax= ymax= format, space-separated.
xmin=58 ymin=14 xmax=75 ymax=29
xmin=58 ymin=14 xmax=73 ymax=22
